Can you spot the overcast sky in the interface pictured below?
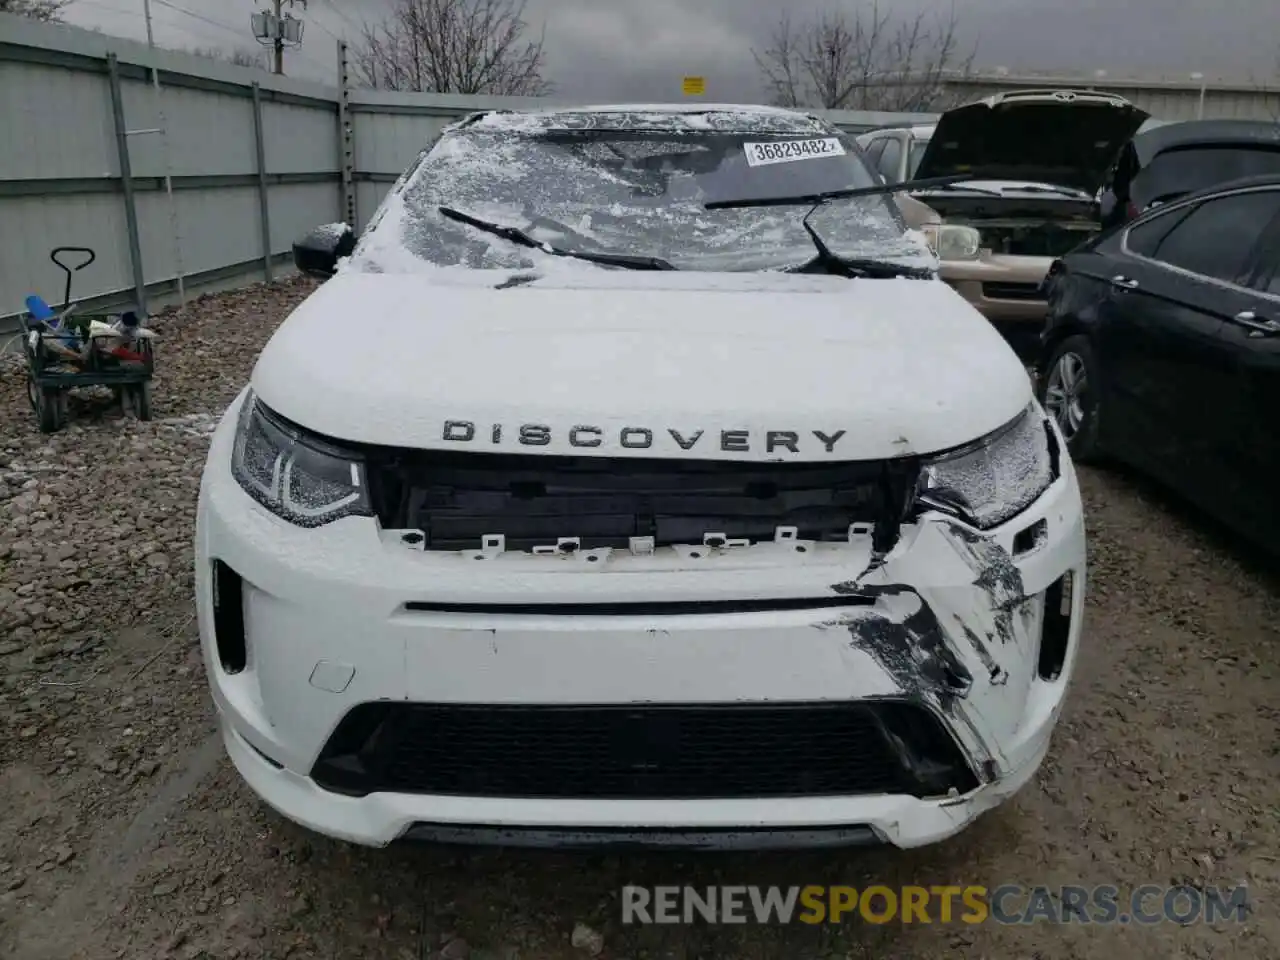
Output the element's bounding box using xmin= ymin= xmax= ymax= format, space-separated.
xmin=63 ymin=0 xmax=1280 ymax=98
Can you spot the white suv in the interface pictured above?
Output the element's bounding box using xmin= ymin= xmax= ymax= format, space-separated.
xmin=196 ymin=103 xmax=1086 ymax=850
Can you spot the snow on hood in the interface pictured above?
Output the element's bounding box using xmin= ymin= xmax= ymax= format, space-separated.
xmin=251 ymin=268 xmax=1031 ymax=462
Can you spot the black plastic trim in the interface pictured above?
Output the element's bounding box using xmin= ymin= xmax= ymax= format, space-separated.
xmin=211 ymin=560 xmax=247 ymax=674
xmin=403 ymin=596 xmax=876 ymax=616
xmin=398 ymin=822 xmax=883 ymax=850
xmin=1038 ymin=572 xmax=1073 ymax=680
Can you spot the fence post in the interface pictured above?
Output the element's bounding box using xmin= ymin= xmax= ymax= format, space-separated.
xmin=106 ymin=53 xmax=148 ymax=316
xmin=251 ymin=82 xmax=273 ymax=282
xmin=337 ymin=39 xmax=357 ymax=229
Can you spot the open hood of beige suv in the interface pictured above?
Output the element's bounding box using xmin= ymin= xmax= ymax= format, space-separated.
xmin=914 ymin=89 xmax=1149 ymax=195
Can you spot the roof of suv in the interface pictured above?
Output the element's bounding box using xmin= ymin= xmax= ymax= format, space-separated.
xmin=464 ymin=102 xmax=833 ymax=135
xmin=1131 ymin=119 xmax=1280 ymax=162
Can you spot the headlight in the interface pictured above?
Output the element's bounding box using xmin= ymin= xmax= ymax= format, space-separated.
xmin=920 ymin=405 xmax=1054 ymax=529
xmin=230 ymin=392 xmax=372 ymax=527
xmin=921 ymin=223 xmax=981 ymax=261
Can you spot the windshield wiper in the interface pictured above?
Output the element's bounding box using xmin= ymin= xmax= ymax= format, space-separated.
xmin=794 ymin=217 xmax=935 ymax=280
xmin=438 ymin=206 xmax=676 ymax=271
xmin=705 ymin=175 xmax=973 ymax=280
xmin=702 ymin=174 xmax=974 ymax=211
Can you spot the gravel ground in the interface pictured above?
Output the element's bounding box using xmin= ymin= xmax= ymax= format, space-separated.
xmin=1 ymin=278 xmax=1277 ymax=960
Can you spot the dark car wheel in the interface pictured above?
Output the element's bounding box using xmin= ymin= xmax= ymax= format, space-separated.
xmin=1039 ymin=334 xmax=1104 ymax=463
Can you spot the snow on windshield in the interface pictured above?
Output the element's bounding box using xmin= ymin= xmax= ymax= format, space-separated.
xmin=343 ymin=110 xmax=934 ymax=276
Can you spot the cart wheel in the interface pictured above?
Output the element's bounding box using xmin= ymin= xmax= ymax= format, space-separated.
xmin=37 ymin=386 xmax=66 ymax=433
xmin=26 ymin=374 xmax=39 ymax=414
xmin=128 ymin=381 xmax=153 ymax=421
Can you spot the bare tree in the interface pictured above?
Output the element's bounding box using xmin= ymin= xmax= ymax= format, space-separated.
xmin=187 ymin=46 xmax=269 ymax=70
xmin=753 ymin=2 xmax=976 ymax=112
xmin=1252 ymin=51 xmax=1280 ymax=121
xmin=353 ymin=0 xmax=550 ymax=95
xmin=0 ymin=0 xmax=70 ymax=21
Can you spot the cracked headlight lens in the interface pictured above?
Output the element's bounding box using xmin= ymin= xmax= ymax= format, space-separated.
xmin=921 ymin=223 xmax=981 ymax=260
xmin=230 ymin=391 xmax=372 ymax=527
xmin=922 ymin=404 xmax=1054 ymax=529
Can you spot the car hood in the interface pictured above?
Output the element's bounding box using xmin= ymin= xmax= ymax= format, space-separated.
xmin=914 ymin=92 xmax=1149 ymax=195
xmin=251 ymin=269 xmax=1031 ymax=462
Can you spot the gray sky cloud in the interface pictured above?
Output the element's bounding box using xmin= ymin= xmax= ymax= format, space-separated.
xmin=63 ymin=0 xmax=1280 ymax=97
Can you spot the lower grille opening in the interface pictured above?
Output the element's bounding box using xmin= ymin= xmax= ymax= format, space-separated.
xmin=211 ymin=559 xmax=247 ymax=674
xmin=367 ymin=450 xmax=916 ymax=552
xmin=311 ymin=701 xmax=979 ymax=801
xmin=1038 ymin=572 xmax=1073 ymax=680
xmin=982 ymin=281 xmax=1044 ymax=302
xmin=397 ymin=822 xmax=883 ymax=849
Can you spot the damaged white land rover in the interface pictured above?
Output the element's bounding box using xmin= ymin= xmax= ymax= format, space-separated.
xmin=195 ymin=103 xmax=1086 ymax=850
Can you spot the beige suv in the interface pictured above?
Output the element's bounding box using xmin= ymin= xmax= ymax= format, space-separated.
xmin=859 ymin=90 xmax=1148 ymax=351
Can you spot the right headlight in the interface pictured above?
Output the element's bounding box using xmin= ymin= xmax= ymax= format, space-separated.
xmin=921 ymin=223 xmax=982 ymax=261
xmin=230 ymin=392 xmax=372 ymax=528
xmin=920 ymin=404 xmax=1055 ymax=529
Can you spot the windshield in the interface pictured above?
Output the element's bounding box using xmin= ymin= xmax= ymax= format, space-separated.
xmin=347 ymin=111 xmax=933 ymax=274
xmin=908 ymin=139 xmax=928 ymax=179
xmin=1135 ymin=145 xmax=1280 ymax=206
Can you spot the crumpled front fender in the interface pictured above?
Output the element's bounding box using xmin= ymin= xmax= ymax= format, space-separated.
xmin=823 ymin=507 xmax=1084 ymax=787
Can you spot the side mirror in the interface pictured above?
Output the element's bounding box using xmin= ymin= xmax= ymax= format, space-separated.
xmin=292 ymin=223 xmax=356 ymax=279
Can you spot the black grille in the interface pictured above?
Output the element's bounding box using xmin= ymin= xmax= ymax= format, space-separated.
xmin=978 ymin=223 xmax=1094 ymax=258
xmin=368 ymin=451 xmax=910 ymax=552
xmin=311 ymin=701 xmax=978 ymax=800
xmin=982 ymin=281 xmax=1045 ymax=302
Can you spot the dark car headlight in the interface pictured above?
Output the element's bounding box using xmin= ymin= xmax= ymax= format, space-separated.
xmin=230 ymin=392 xmax=372 ymax=527
xmin=920 ymin=404 xmax=1055 ymax=529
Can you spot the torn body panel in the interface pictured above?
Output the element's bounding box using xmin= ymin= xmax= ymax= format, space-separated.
xmin=827 ymin=509 xmax=1079 ymax=785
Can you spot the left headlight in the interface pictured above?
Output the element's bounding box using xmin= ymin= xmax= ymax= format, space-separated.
xmin=230 ymin=391 xmax=372 ymax=527
xmin=922 ymin=223 xmax=981 ymax=261
xmin=920 ymin=404 xmax=1055 ymax=529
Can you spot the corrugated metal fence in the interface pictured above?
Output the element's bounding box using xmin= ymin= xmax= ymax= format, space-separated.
xmin=0 ymin=15 xmax=936 ymax=332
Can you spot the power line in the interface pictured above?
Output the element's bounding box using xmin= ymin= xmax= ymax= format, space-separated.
xmin=307 ymin=14 xmax=342 ymax=43
xmin=71 ymin=0 xmax=141 ymax=15
xmin=319 ymin=0 xmax=364 ymax=36
xmin=150 ymin=0 xmax=248 ymax=41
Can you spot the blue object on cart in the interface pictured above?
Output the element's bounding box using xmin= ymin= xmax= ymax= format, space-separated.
xmin=25 ymin=294 xmax=57 ymax=325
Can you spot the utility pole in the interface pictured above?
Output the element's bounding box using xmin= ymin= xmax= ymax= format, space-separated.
xmin=251 ymin=0 xmax=307 ymax=76
xmin=273 ymin=0 xmax=284 ymax=75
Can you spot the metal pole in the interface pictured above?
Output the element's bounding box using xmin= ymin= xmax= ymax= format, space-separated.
xmin=107 ymin=54 xmax=148 ymax=316
xmin=337 ymin=39 xmax=356 ymax=228
xmin=274 ymin=0 xmax=285 ymax=75
xmin=1198 ymin=81 xmax=1207 ymax=119
xmin=251 ymin=83 xmax=274 ymax=282
xmin=143 ymin=0 xmax=186 ymax=306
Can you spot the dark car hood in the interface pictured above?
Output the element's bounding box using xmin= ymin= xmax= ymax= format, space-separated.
xmin=914 ymin=91 xmax=1150 ymax=195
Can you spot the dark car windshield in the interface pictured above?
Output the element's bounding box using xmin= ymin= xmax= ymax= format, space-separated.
xmin=1135 ymin=145 xmax=1280 ymax=206
xmin=348 ymin=111 xmax=932 ymax=274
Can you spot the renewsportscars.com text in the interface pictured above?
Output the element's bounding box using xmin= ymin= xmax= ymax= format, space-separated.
xmin=621 ymin=884 xmax=1250 ymax=926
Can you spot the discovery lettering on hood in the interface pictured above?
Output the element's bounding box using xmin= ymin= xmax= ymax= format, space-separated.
xmin=440 ymin=420 xmax=848 ymax=454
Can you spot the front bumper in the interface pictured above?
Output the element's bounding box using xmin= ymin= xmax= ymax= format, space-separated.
xmin=196 ymin=392 xmax=1087 ymax=849
xmin=939 ymin=255 xmax=1053 ymax=325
